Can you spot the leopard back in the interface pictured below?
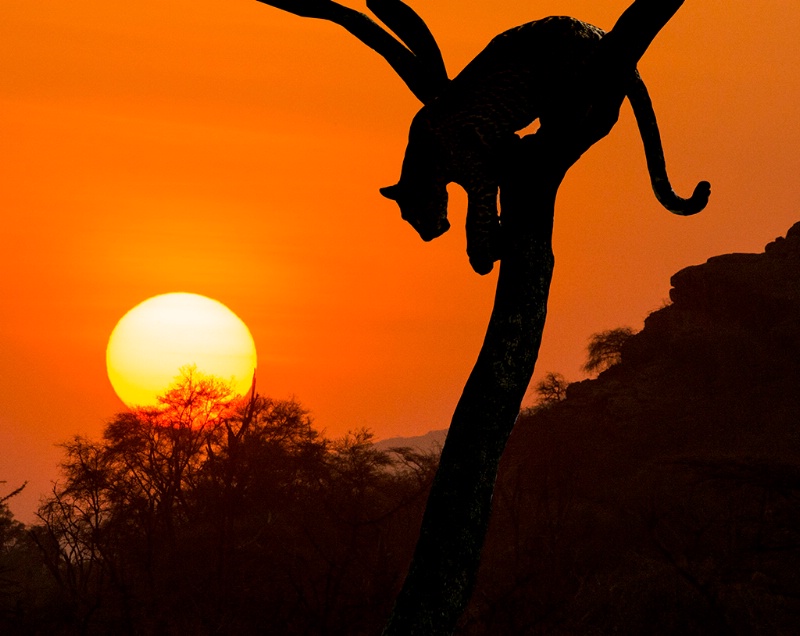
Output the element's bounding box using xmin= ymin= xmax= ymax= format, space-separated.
xmin=383 ymin=17 xmax=606 ymax=272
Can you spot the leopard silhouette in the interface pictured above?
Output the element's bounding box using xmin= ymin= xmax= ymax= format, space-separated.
xmin=380 ymin=17 xmax=710 ymax=274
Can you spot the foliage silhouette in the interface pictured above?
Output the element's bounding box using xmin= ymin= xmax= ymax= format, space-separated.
xmin=531 ymin=371 xmax=569 ymax=411
xmin=255 ymin=0 xmax=708 ymax=632
xmin=582 ymin=326 xmax=637 ymax=375
xmin=23 ymin=372 xmax=437 ymax=634
xmin=0 ymin=483 xmax=33 ymax=628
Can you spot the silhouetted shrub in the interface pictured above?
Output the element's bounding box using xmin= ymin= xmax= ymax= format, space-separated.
xmin=582 ymin=326 xmax=636 ymax=374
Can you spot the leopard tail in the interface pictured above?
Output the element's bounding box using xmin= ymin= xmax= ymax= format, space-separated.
xmin=628 ymin=71 xmax=710 ymax=216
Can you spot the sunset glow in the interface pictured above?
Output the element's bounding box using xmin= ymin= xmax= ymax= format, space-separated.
xmin=106 ymin=293 xmax=257 ymax=407
xmin=3 ymin=0 xmax=800 ymax=524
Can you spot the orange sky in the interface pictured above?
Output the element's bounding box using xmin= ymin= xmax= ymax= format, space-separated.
xmin=2 ymin=0 xmax=800 ymax=522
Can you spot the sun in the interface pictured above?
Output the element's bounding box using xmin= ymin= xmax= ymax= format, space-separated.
xmin=106 ymin=293 xmax=257 ymax=407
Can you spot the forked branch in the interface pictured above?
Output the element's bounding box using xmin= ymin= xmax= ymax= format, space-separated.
xmin=366 ymin=0 xmax=447 ymax=90
xmin=256 ymin=0 xmax=448 ymax=103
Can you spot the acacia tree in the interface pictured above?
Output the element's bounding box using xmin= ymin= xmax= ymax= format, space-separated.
xmin=0 ymin=483 xmax=30 ymax=620
xmin=32 ymin=370 xmax=332 ymax=632
xmin=31 ymin=370 xmax=240 ymax=627
xmin=31 ymin=372 xmax=444 ymax=633
xmin=533 ymin=371 xmax=570 ymax=410
xmin=253 ymin=1 xmax=707 ymax=633
xmin=583 ymin=326 xmax=637 ymax=375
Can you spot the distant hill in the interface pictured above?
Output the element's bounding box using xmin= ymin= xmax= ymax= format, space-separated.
xmin=460 ymin=222 xmax=800 ymax=635
xmin=374 ymin=428 xmax=447 ymax=454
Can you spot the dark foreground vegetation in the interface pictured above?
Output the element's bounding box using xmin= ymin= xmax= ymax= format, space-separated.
xmin=2 ymin=223 xmax=800 ymax=635
xmin=1 ymin=372 xmax=439 ymax=635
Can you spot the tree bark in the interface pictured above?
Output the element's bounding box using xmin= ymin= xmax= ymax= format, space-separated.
xmin=382 ymin=133 xmax=572 ymax=636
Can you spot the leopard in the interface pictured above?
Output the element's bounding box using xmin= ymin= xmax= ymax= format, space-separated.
xmin=379 ymin=16 xmax=711 ymax=274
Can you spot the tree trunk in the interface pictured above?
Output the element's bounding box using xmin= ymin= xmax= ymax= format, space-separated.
xmin=382 ymin=134 xmax=571 ymax=636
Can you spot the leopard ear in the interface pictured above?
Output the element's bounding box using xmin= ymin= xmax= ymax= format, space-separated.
xmin=380 ymin=184 xmax=402 ymax=201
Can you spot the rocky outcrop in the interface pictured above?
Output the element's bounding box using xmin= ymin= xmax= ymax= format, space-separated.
xmin=464 ymin=223 xmax=800 ymax=635
xmin=605 ymin=221 xmax=800 ymax=435
xmin=667 ymin=221 xmax=800 ymax=339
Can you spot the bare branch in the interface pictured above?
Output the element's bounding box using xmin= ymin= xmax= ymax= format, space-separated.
xmin=0 ymin=481 xmax=26 ymax=504
xmin=599 ymin=0 xmax=687 ymax=70
xmin=367 ymin=0 xmax=448 ymax=90
xmin=256 ymin=0 xmax=445 ymax=102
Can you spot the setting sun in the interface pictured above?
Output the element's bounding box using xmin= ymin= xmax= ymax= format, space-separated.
xmin=106 ymin=293 xmax=257 ymax=407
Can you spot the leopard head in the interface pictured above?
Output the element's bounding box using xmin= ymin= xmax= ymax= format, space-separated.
xmin=380 ymin=181 xmax=450 ymax=241
xmin=380 ymin=111 xmax=451 ymax=242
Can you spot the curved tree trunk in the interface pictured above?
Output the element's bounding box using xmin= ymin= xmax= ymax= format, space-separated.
xmin=382 ymin=135 xmax=573 ymax=636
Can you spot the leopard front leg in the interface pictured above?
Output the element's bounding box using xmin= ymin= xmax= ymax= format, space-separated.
xmin=461 ymin=133 xmax=523 ymax=275
xmin=465 ymin=184 xmax=502 ymax=275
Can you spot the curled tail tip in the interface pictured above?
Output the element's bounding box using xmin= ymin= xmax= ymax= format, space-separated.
xmin=683 ymin=179 xmax=711 ymax=216
xmin=696 ymin=180 xmax=712 ymax=199
xmin=661 ymin=179 xmax=711 ymax=216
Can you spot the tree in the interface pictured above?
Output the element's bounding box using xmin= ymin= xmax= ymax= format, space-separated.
xmin=533 ymin=372 xmax=570 ymax=410
xmin=0 ymin=483 xmax=30 ymax=624
xmin=583 ymin=327 xmax=637 ymax=375
xmin=0 ymin=483 xmax=26 ymax=548
xmin=31 ymin=369 xmax=242 ymax=632
xmin=34 ymin=372 xmax=440 ymax=634
xmin=250 ymin=1 xmax=710 ymax=631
